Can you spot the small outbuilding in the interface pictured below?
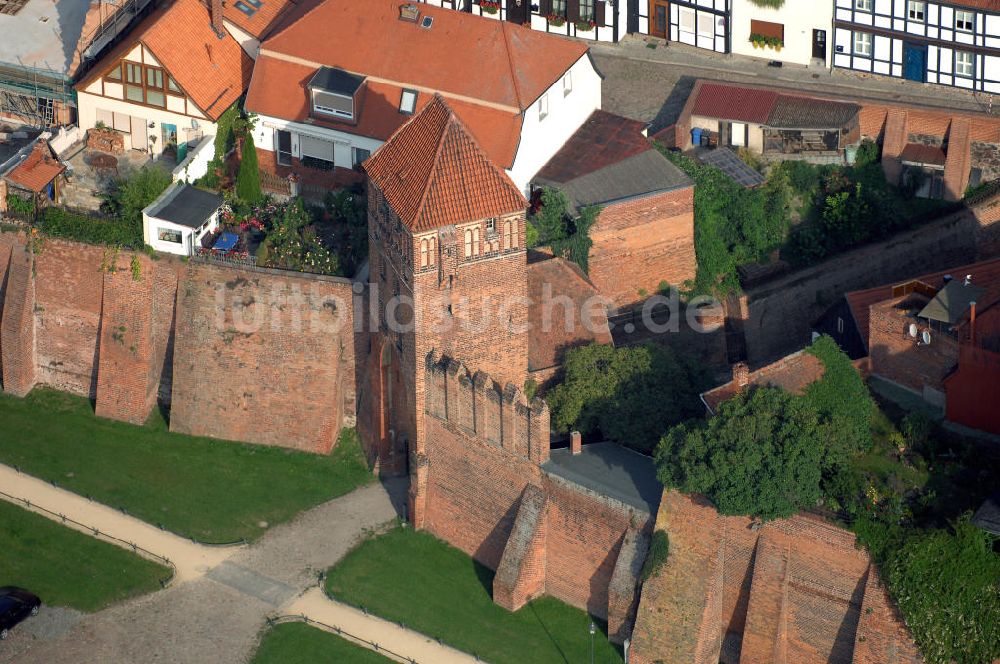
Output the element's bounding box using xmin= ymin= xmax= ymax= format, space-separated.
xmin=142 ymin=183 xmax=223 ymax=256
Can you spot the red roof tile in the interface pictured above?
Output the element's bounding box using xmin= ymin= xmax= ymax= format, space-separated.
xmin=527 ymin=255 xmax=613 ymax=372
xmin=534 ymin=110 xmax=652 ymax=184
xmin=691 ymin=82 xmax=779 ymax=125
xmin=77 ymin=0 xmax=253 ymax=120
xmin=246 ymin=55 xmax=522 ymax=167
xmin=207 ymin=0 xmax=300 ymax=39
xmin=256 ymin=0 xmax=588 ymax=111
xmin=4 ymin=141 xmax=65 ymax=193
xmin=899 ymin=142 xmax=947 ymax=166
xmin=364 ymin=95 xmax=527 ymax=233
xmin=846 ymin=257 xmax=1000 ymax=350
xmin=701 ymin=351 xmax=826 ymax=413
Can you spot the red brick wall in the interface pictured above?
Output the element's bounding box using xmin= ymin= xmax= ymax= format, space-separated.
xmin=1 ymin=243 xmax=36 ymax=396
xmin=945 ymin=344 xmax=1000 ymax=435
xmin=868 ymin=296 xmax=959 ymax=396
xmin=169 ymin=262 xmax=355 ymax=453
xmin=256 ymin=146 xmax=363 ymax=194
xmin=588 ymin=187 xmax=696 ymax=307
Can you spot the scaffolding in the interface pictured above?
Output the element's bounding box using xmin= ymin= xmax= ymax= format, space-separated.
xmin=0 ymin=64 xmax=74 ymax=127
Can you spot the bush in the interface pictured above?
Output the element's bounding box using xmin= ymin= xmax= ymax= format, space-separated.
xmin=100 ymin=166 xmax=171 ymax=233
xmin=236 ymin=133 xmax=263 ymax=205
xmin=854 ymin=138 xmax=880 ymax=168
xmin=530 ymin=187 xmax=598 ymax=273
xmin=213 ymin=102 xmax=240 ymax=161
xmin=546 ymin=343 xmax=704 ymax=454
xmin=38 ymin=207 xmax=143 ymax=249
xmin=640 ymin=530 xmax=669 ymax=582
xmin=656 ymin=386 xmax=824 ymax=520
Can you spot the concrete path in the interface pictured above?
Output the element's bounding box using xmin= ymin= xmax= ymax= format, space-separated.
xmin=286 ymin=588 xmax=478 ymax=664
xmin=0 ymin=464 xmax=232 ymax=582
xmin=0 ymin=471 xmax=466 ymax=664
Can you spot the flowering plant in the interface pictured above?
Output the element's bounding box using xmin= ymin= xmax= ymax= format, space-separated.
xmin=546 ymin=13 xmax=566 ymax=26
xmin=575 ymin=18 xmax=596 ymax=31
xmin=481 ymin=0 xmax=500 ymax=13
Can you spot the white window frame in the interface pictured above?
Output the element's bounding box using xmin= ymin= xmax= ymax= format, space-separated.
xmin=352 ymin=146 xmax=371 ymax=168
xmin=955 ymin=50 xmax=974 ymax=78
xmin=563 ymin=72 xmax=572 ymax=96
xmin=399 ymin=88 xmax=418 ymax=115
xmin=955 ymin=10 xmax=974 ymax=32
xmin=697 ymin=12 xmax=714 ymax=38
xmin=158 ymin=227 xmax=183 ymax=244
xmin=907 ymin=1 xmax=925 ymax=22
xmin=538 ymin=93 xmax=548 ymax=121
xmin=313 ymin=91 xmax=354 ymax=120
xmin=854 ymin=31 xmax=872 ymax=56
xmin=855 ymin=0 xmax=872 ymax=12
xmin=678 ymin=6 xmax=695 ymax=34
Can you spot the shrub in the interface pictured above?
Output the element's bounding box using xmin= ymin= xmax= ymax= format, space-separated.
xmin=38 ymin=208 xmax=143 ymax=249
xmin=236 ymin=133 xmax=263 ymax=205
xmin=213 ymin=102 xmax=240 ymax=161
xmin=546 ymin=343 xmax=704 ymax=454
xmin=5 ymin=194 xmax=35 ymax=218
xmin=854 ymin=138 xmax=880 ymax=168
xmin=530 ymin=187 xmax=598 ymax=273
xmin=101 ymin=166 xmax=171 ymax=233
xmin=640 ymin=530 xmax=669 ymax=582
xmin=656 ymin=386 xmax=824 ymax=520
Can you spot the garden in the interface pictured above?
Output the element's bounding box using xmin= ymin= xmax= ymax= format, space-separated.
xmin=0 ymin=499 xmax=169 ymax=612
xmin=0 ymin=389 xmax=373 ymax=543
xmin=324 ymin=525 xmax=625 ymax=664
xmin=657 ymin=142 xmax=959 ymax=297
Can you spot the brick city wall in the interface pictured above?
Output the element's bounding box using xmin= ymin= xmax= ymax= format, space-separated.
xmin=169 ymin=262 xmax=355 ymax=453
xmin=629 ymin=491 xmax=922 ymax=664
xmin=588 ymin=187 xmax=697 ymax=307
xmin=417 ymin=353 xmax=651 ymax=640
xmin=0 ymin=232 xmax=357 ymax=454
xmin=741 ymin=209 xmax=981 ymax=366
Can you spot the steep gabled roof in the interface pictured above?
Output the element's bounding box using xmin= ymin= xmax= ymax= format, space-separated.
xmin=364 ymin=95 xmax=527 ymax=233
xmin=258 ymin=0 xmax=588 ymax=111
xmin=76 ymin=0 xmax=252 ymax=121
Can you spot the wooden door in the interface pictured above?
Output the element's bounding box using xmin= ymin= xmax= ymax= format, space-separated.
xmin=650 ymin=0 xmax=668 ymax=39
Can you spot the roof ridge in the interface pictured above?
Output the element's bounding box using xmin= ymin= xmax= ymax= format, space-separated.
xmin=500 ymin=21 xmax=524 ymax=110
xmin=413 ymin=96 xmax=453 ymax=230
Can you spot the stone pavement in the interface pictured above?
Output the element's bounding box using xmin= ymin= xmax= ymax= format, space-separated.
xmin=0 ymin=469 xmax=470 ymax=664
xmin=592 ymin=35 xmax=1000 ymax=133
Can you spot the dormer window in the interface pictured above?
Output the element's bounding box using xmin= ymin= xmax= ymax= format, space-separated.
xmin=309 ymin=66 xmax=364 ymax=122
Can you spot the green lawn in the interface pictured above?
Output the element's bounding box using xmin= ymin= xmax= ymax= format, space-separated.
xmin=0 ymin=389 xmax=373 ymax=543
xmin=251 ymin=622 xmax=393 ymax=664
xmin=325 ymin=526 xmax=625 ymax=664
xmin=0 ymin=499 xmax=169 ymax=612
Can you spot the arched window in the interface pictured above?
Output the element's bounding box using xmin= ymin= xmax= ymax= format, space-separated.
xmin=428 ymin=237 xmax=436 ymax=265
xmin=464 ymin=229 xmax=473 ymax=257
xmin=511 ymin=220 xmax=519 ymax=249
xmin=473 ymin=227 xmax=480 ymax=256
xmin=420 ymin=239 xmax=428 ymax=267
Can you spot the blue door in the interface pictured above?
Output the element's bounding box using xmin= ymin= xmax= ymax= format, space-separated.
xmin=904 ymin=43 xmax=926 ymax=82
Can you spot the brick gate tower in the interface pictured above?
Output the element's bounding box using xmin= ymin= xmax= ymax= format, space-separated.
xmin=362 ymin=95 xmax=530 ymax=499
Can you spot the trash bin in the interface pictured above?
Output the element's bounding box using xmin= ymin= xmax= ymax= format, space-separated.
xmin=691 ymin=127 xmax=703 ymax=146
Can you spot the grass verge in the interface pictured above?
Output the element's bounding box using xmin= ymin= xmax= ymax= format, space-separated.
xmin=0 ymin=389 xmax=372 ymax=543
xmin=325 ymin=526 xmax=624 ymax=664
xmin=0 ymin=499 xmax=169 ymax=612
xmin=250 ymin=622 xmax=392 ymax=664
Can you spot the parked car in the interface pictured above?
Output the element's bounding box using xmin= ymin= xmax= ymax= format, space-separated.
xmin=0 ymin=587 xmax=41 ymax=639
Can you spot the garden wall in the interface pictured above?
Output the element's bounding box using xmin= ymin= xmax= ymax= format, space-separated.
xmin=0 ymin=231 xmax=358 ymax=454
xmin=416 ymin=354 xmax=652 ymax=641
xmin=740 ymin=209 xmax=984 ymax=366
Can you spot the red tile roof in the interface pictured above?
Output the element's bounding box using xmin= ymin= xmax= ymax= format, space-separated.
xmin=364 ymin=95 xmax=527 ymax=233
xmin=846 ymin=256 xmax=1000 ymax=350
xmin=208 ymin=0 xmax=301 ymax=39
xmin=691 ymin=82 xmax=779 ymax=125
xmin=701 ymin=351 xmax=826 ymax=414
xmin=77 ymin=0 xmax=253 ymax=121
xmin=527 ymin=255 xmax=613 ymax=372
xmin=246 ymin=55 xmax=522 ymax=167
xmin=899 ymin=142 xmax=947 ymax=166
xmin=534 ymin=110 xmax=652 ymax=184
xmin=254 ymin=0 xmax=588 ymax=110
xmin=4 ymin=141 xmax=65 ymax=193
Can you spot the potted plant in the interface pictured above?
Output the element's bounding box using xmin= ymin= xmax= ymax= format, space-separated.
xmin=547 ymin=13 xmax=566 ymax=26
xmin=575 ymin=18 xmax=596 ymax=31
xmin=481 ymin=0 xmax=500 ymax=14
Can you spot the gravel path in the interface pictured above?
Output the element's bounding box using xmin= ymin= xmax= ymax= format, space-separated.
xmin=1 ymin=478 xmax=408 ymax=664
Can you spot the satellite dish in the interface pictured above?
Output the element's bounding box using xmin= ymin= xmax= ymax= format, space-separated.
xmin=922 ymin=330 xmax=932 ymax=345
xmin=908 ymin=323 xmax=918 ymax=338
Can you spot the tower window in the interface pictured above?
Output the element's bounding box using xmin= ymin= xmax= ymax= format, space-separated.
xmin=485 ymin=217 xmax=496 ymax=234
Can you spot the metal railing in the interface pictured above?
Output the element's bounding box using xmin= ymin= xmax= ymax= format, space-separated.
xmin=193 ymin=248 xmax=258 ymax=269
xmin=266 ymin=614 xmax=422 ymax=664
xmin=0 ymin=483 xmax=175 ymax=588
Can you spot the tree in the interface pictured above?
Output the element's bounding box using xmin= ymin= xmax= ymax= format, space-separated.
xmin=236 ymin=131 xmax=263 ymax=206
xmin=101 ymin=166 xmax=171 ymax=233
xmin=546 ymin=343 xmax=704 ymax=454
xmin=655 ymin=387 xmax=824 ymax=520
xmin=528 ymin=187 xmax=600 ymax=273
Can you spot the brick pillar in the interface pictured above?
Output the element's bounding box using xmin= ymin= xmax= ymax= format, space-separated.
xmin=1 ymin=247 xmax=36 ymax=396
xmin=570 ymin=430 xmax=582 ymax=455
xmin=501 ymin=384 xmax=521 ymax=455
xmin=732 ymin=361 xmax=750 ymax=390
xmin=529 ymin=399 xmax=550 ymax=464
xmin=494 ymin=485 xmax=548 ymax=611
xmin=0 ymin=180 xmax=7 ymax=214
xmin=942 ymin=117 xmax=971 ymax=202
xmin=210 ymin=0 xmax=225 ymax=37
xmin=408 ymin=451 xmax=429 ymax=528
xmin=881 ymin=109 xmax=908 ymax=186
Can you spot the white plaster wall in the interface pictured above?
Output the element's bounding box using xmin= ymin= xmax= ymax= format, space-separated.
xmin=172 ymin=134 xmax=216 ymax=182
xmin=224 ymin=20 xmax=260 ymax=58
xmin=253 ymin=113 xmax=383 ymax=168
xmin=730 ymin=0 xmax=833 ymax=66
xmin=508 ymin=54 xmax=601 ymax=193
xmin=77 ymin=91 xmax=216 ymax=156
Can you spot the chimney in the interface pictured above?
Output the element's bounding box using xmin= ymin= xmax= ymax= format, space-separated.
xmin=570 ymin=431 xmax=582 ymax=455
xmin=732 ymin=362 xmax=750 ymax=391
xmin=210 ymin=0 xmax=225 ymax=38
xmin=399 ymin=3 xmax=420 ymax=22
xmin=970 ymin=300 xmax=977 ymax=344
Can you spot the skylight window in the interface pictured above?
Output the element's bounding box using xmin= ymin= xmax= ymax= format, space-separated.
xmin=235 ymin=0 xmax=263 ymax=17
xmin=400 ymin=89 xmax=418 ymax=114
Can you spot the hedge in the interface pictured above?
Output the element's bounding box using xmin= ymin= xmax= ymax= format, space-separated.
xmin=37 ymin=207 xmax=143 ymax=249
